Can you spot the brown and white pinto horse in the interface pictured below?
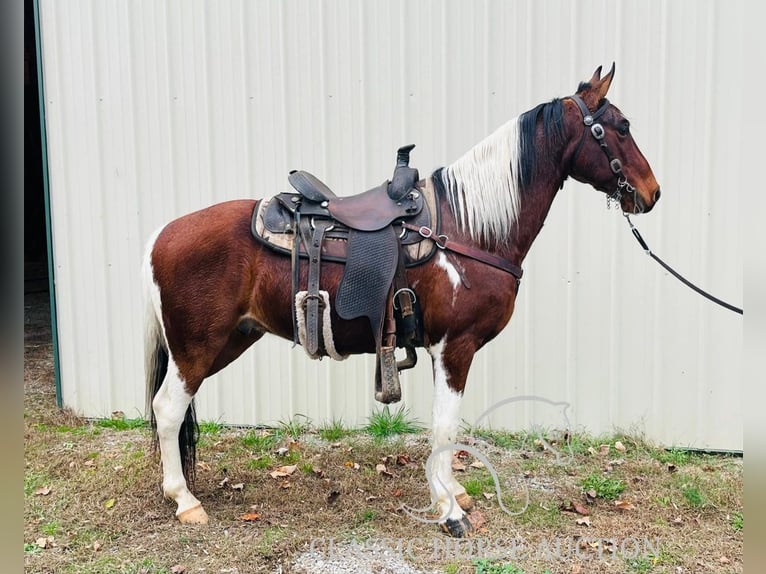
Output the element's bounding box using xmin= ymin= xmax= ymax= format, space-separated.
xmin=143 ymin=65 xmax=660 ymax=537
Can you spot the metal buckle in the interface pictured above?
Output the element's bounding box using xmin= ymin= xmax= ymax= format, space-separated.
xmin=590 ymin=123 xmax=605 ymax=139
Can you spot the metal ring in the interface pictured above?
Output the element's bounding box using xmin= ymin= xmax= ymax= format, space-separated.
xmin=393 ymin=288 xmax=417 ymax=309
xmin=310 ymin=217 xmax=334 ymax=232
xmin=435 ymin=234 xmax=449 ymax=249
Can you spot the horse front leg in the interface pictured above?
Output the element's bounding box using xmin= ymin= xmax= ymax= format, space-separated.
xmin=152 ymin=359 xmax=208 ymax=524
xmin=427 ymin=336 xmax=476 ymax=537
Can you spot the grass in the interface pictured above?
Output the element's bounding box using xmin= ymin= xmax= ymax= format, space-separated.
xmin=580 ymin=473 xmax=626 ymax=500
xmin=473 ymin=559 xmax=525 ymax=574
xmin=92 ymin=417 xmax=147 ymax=431
xmin=24 ymin=293 xmax=743 ymax=574
xmin=319 ymin=417 xmax=354 ymax=441
xmin=364 ymin=405 xmax=423 ymax=439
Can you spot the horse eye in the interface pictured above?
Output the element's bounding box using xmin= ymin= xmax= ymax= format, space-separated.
xmin=618 ymin=123 xmax=630 ymax=136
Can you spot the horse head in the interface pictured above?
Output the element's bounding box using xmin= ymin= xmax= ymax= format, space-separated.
xmin=566 ymin=63 xmax=661 ymax=214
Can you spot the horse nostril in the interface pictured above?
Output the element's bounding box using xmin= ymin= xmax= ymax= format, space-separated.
xmin=653 ymin=188 xmax=661 ymax=202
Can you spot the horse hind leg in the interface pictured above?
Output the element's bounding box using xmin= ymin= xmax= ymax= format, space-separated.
xmin=150 ymin=355 xmax=208 ymax=525
xmin=427 ymin=337 xmax=476 ymax=537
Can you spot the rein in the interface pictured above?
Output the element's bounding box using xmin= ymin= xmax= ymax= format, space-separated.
xmin=570 ymin=95 xmax=639 ymax=212
xmin=623 ymin=214 xmax=743 ymax=315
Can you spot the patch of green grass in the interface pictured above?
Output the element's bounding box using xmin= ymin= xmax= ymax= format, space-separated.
xmin=473 ymin=559 xmax=525 ymax=574
xmin=242 ymin=430 xmax=278 ymax=453
xmin=680 ymin=482 xmax=705 ymax=508
xmin=41 ymin=521 xmax=60 ymax=536
xmin=24 ymin=471 xmax=49 ymax=496
xmin=625 ymin=556 xmax=654 ymax=573
xmin=24 ymin=542 xmax=40 ymax=554
xmin=364 ymin=405 xmax=423 ymax=439
xmin=275 ymin=414 xmax=312 ymax=440
xmin=464 ymin=474 xmax=497 ymax=497
xmin=653 ymin=447 xmax=698 ymax=466
xmin=444 ymin=563 xmax=460 ymax=574
xmin=514 ymin=501 xmax=563 ymax=528
xmin=472 ymin=428 xmax=525 ymax=450
xmin=247 ymin=455 xmax=274 ymax=470
xmin=731 ymin=511 xmax=743 ymax=531
xmin=199 ymin=419 xmax=225 ymax=435
xmin=319 ymin=418 xmax=353 ymax=441
xmin=356 ymin=509 xmax=378 ymax=524
xmin=580 ymin=473 xmax=626 ymax=500
xmin=93 ymin=417 xmax=147 ymax=431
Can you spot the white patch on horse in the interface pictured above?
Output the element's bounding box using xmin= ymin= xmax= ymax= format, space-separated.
xmin=436 ymin=252 xmax=461 ymax=300
xmin=427 ymin=338 xmax=467 ymax=521
xmin=443 ymin=117 xmax=522 ymax=244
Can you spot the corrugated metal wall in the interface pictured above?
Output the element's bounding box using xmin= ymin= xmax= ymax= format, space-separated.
xmin=38 ymin=0 xmax=743 ymax=450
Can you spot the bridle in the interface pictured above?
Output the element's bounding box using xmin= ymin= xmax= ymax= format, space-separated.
xmin=569 ymin=95 xmax=641 ymax=213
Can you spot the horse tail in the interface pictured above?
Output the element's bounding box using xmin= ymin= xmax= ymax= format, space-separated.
xmin=143 ymin=230 xmax=199 ymax=485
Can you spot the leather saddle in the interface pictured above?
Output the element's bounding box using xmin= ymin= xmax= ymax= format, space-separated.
xmin=251 ymin=145 xmax=439 ymax=404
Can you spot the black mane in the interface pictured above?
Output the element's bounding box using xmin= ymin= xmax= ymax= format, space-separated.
xmin=517 ymin=98 xmax=565 ymax=190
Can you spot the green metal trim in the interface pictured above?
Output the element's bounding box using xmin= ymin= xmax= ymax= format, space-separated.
xmin=33 ymin=0 xmax=62 ymax=408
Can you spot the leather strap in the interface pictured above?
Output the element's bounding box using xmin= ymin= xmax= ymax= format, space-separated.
xmin=401 ymin=223 xmax=523 ymax=280
xmin=300 ymin=218 xmax=333 ymax=355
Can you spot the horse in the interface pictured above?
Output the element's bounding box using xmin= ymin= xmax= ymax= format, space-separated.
xmin=143 ymin=64 xmax=660 ymax=537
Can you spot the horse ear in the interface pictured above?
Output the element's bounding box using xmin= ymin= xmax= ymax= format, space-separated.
xmin=579 ymin=62 xmax=615 ymax=108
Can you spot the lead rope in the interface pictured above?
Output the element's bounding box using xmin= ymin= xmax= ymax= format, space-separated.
xmin=623 ymin=214 xmax=743 ymax=315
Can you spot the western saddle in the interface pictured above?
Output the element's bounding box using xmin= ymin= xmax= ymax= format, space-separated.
xmin=251 ymin=145 xmax=439 ymax=403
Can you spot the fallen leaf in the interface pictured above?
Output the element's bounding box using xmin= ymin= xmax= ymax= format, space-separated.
xmin=92 ymin=541 xmax=102 ymax=551
xmin=111 ymin=410 xmax=125 ymax=420
xmin=672 ymin=516 xmax=683 ymax=526
xmin=276 ymin=447 xmax=289 ymax=456
xmin=375 ymin=464 xmax=393 ymax=477
xmin=451 ymin=460 xmax=467 ymax=472
xmin=365 ymin=495 xmax=380 ymax=502
xmin=599 ymin=444 xmax=610 ymax=456
xmin=84 ymin=460 xmax=95 ymax=467
xmin=327 ymin=490 xmax=340 ymax=504
xmin=470 ymin=460 xmax=485 ymax=469
xmin=561 ymin=501 xmax=590 ymax=515
xmin=466 ymin=510 xmax=486 ymax=529
xmin=279 ymin=480 xmax=292 ymax=489
xmin=170 ymin=565 xmax=187 ymax=574
xmin=614 ymin=499 xmax=636 ymax=511
xmin=392 ymin=488 xmax=403 ymax=497
xmin=36 ymin=537 xmax=49 ymax=549
xmin=288 ymin=440 xmax=301 ymax=451
xmin=238 ymin=512 xmax=260 ymax=522
xmin=343 ymin=461 xmax=360 ymax=470
xmin=576 ymin=516 xmax=591 ymax=527
xmin=719 ymin=556 xmax=731 ymax=564
xmin=312 ymin=467 xmax=325 ymax=478
xmin=34 ymin=486 xmax=51 ymax=496
xmin=482 ymin=492 xmax=495 ymax=500
xmin=104 ymin=498 xmax=116 ymax=509
xmin=614 ymin=441 xmax=627 ymax=453
xmin=587 ymin=447 xmax=598 ymax=456
xmin=219 ymin=476 xmax=229 ymax=487
xmin=396 ymin=454 xmax=411 ymax=465
xmin=586 ymin=489 xmax=598 ymax=500
xmin=269 ymin=465 xmax=297 ymax=478
xmin=231 ymin=483 xmax=244 ymax=490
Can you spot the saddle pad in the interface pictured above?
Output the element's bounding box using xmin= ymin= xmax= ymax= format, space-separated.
xmin=335 ymin=227 xmax=399 ymax=338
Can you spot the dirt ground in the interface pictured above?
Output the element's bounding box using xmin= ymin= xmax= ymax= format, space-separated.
xmin=24 ymin=291 xmax=743 ymax=574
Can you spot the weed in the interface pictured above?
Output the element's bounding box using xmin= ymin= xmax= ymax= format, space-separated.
xmin=444 ymin=563 xmax=459 ymax=574
xmin=356 ymin=509 xmax=378 ymax=524
xmin=731 ymin=511 xmax=743 ymax=531
xmin=580 ymin=474 xmax=626 ymax=500
xmin=319 ymin=418 xmax=353 ymax=441
xmin=275 ymin=414 xmax=312 ymax=440
xmin=365 ymin=405 xmax=423 ymax=439
xmin=680 ymin=482 xmax=705 ymax=508
xmin=247 ymin=455 xmax=274 ymax=470
xmin=257 ymin=527 xmax=287 ymax=557
xmin=654 ymin=447 xmax=692 ymax=466
xmin=24 ymin=542 xmax=40 ymax=554
xmin=299 ymin=463 xmax=314 ymax=474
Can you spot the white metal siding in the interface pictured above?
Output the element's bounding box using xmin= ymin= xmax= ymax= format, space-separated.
xmin=39 ymin=0 xmax=743 ymax=450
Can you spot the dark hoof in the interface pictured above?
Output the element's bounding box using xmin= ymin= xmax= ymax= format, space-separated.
xmin=440 ymin=515 xmax=474 ymax=538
